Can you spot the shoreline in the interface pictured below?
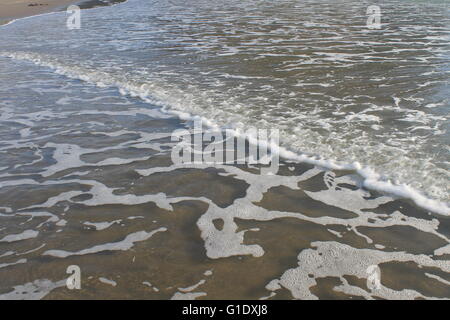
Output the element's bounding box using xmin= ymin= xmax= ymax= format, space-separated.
xmin=1 ymin=47 xmax=448 ymax=216
xmin=0 ymin=0 xmax=447 ymax=217
xmin=0 ymin=0 xmax=125 ymax=25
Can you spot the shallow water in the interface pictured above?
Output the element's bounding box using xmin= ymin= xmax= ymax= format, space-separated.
xmin=0 ymin=0 xmax=449 ymax=299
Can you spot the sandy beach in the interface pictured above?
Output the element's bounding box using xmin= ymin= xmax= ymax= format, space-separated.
xmin=0 ymin=0 xmax=124 ymax=23
xmin=0 ymin=0 xmax=78 ymax=21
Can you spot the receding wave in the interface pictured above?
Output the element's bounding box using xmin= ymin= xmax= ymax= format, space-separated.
xmin=1 ymin=50 xmax=448 ymax=215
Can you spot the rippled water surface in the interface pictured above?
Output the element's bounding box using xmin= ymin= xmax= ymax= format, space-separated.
xmin=2 ymin=0 xmax=449 ymax=202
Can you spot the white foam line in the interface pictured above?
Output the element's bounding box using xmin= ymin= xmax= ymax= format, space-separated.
xmin=0 ymin=251 xmax=14 ymax=258
xmin=0 ymin=19 xmax=17 ymax=27
xmin=0 ymin=230 xmax=38 ymax=243
xmin=18 ymin=244 xmax=46 ymax=255
xmin=0 ymin=11 xmax=56 ymax=29
xmin=171 ymin=292 xmax=206 ymax=300
xmin=84 ymin=220 xmax=121 ymax=231
xmin=425 ymin=273 xmax=450 ymax=286
xmin=43 ymin=227 xmax=166 ymax=258
xmin=0 ymin=258 xmax=26 ymax=269
xmin=142 ymin=281 xmax=159 ymax=292
xmin=98 ymin=277 xmax=117 ymax=287
xmin=1 ymin=51 xmax=448 ymax=216
xmin=0 ymin=279 xmax=65 ymax=300
xmin=178 ymin=279 xmax=206 ymax=293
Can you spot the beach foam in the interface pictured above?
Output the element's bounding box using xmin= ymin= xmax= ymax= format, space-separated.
xmin=1 ymin=50 xmax=447 ymax=215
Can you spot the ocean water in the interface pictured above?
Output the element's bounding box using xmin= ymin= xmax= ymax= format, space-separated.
xmin=0 ymin=0 xmax=449 ymax=299
xmin=1 ymin=0 xmax=449 ymax=210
